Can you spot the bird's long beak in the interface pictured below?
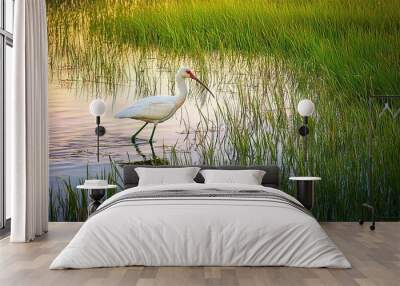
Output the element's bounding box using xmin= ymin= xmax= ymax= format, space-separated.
xmin=188 ymin=71 xmax=215 ymax=98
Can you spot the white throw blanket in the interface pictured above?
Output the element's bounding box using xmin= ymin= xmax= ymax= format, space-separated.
xmin=50 ymin=183 xmax=351 ymax=269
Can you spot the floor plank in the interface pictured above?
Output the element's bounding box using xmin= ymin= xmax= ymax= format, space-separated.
xmin=0 ymin=222 xmax=399 ymax=286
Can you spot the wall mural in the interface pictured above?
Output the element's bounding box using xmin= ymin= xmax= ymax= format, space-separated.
xmin=47 ymin=0 xmax=400 ymax=222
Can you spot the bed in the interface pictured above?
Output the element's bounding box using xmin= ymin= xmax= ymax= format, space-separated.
xmin=50 ymin=165 xmax=351 ymax=269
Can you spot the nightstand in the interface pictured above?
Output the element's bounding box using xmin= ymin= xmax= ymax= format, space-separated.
xmin=77 ymin=184 xmax=117 ymax=215
xmin=289 ymin=177 xmax=321 ymax=210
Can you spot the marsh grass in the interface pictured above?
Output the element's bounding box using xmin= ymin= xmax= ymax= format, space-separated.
xmin=49 ymin=0 xmax=400 ymax=96
xmin=47 ymin=0 xmax=400 ymax=221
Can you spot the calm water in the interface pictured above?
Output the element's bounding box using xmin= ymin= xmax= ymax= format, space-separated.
xmin=49 ymin=52 xmax=296 ymax=187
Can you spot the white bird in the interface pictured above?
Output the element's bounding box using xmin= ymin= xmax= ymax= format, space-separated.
xmin=115 ymin=67 xmax=214 ymax=143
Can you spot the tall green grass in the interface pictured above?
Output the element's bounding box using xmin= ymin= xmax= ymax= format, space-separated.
xmin=95 ymin=0 xmax=400 ymax=96
xmin=47 ymin=0 xmax=400 ymax=221
xmin=48 ymin=0 xmax=400 ymax=97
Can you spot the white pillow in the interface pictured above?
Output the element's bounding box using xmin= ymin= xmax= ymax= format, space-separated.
xmin=136 ymin=167 xmax=201 ymax=186
xmin=200 ymin=169 xmax=266 ymax=185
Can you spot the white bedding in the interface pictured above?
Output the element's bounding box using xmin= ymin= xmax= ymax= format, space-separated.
xmin=50 ymin=183 xmax=351 ymax=269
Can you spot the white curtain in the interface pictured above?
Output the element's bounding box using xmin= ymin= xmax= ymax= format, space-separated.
xmin=9 ymin=0 xmax=49 ymax=242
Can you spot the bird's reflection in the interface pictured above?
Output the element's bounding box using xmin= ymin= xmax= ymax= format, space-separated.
xmin=132 ymin=141 xmax=169 ymax=165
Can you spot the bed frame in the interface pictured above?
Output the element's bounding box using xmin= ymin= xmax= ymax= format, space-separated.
xmin=122 ymin=165 xmax=280 ymax=189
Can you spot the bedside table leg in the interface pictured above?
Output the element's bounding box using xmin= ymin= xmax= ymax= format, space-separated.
xmin=88 ymin=201 xmax=102 ymax=215
xmin=296 ymin=181 xmax=314 ymax=210
xmin=88 ymin=189 xmax=106 ymax=215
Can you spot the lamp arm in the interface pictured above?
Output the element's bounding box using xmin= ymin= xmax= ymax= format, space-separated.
xmin=302 ymin=116 xmax=309 ymax=175
xmin=96 ymin=116 xmax=100 ymax=162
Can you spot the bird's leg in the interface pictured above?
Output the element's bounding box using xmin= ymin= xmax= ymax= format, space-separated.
xmin=149 ymin=141 xmax=156 ymax=160
xmin=149 ymin=124 xmax=158 ymax=143
xmin=133 ymin=142 xmax=146 ymax=161
xmin=131 ymin=122 xmax=148 ymax=143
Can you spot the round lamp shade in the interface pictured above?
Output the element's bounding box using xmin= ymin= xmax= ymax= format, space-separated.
xmin=297 ymin=99 xmax=315 ymax=117
xmin=89 ymin=99 xmax=106 ymax=116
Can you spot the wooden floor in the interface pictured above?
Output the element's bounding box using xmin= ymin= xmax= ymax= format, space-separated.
xmin=0 ymin=222 xmax=399 ymax=286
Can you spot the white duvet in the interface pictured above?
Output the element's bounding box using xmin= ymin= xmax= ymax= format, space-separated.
xmin=50 ymin=183 xmax=351 ymax=269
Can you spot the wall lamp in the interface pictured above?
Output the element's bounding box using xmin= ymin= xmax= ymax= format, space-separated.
xmin=89 ymin=99 xmax=106 ymax=162
xmin=297 ymin=99 xmax=315 ymax=173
